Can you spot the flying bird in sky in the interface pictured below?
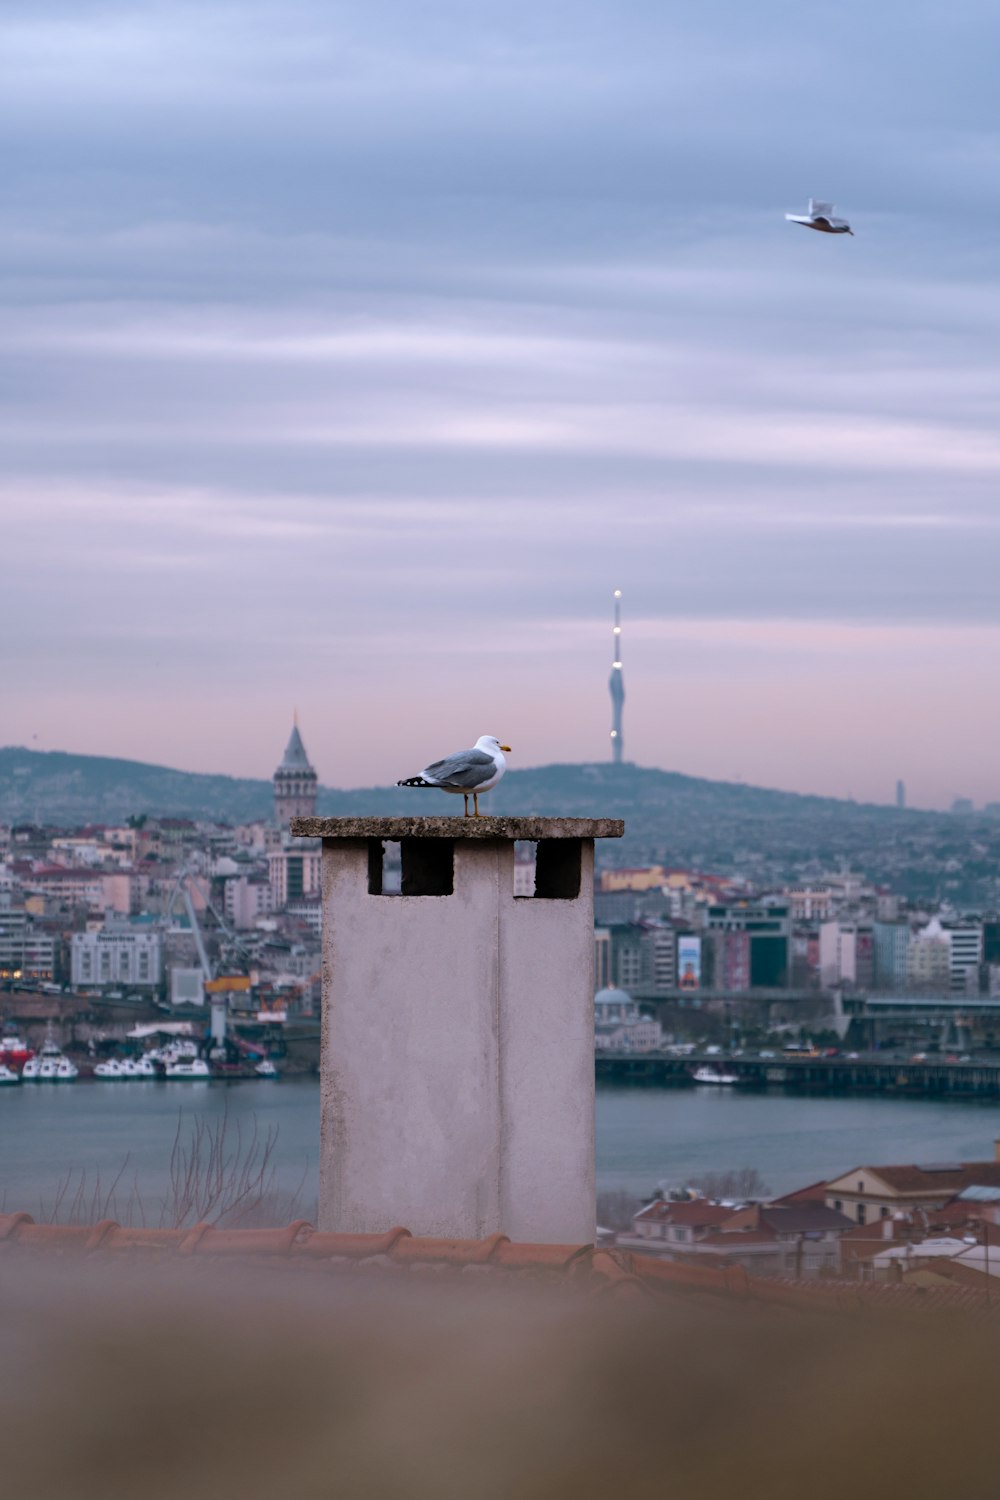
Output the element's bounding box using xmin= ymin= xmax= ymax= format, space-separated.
xmin=785 ymin=198 xmax=854 ymax=235
xmin=397 ymin=735 xmax=511 ymax=817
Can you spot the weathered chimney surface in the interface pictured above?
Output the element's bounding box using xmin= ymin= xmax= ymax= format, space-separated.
xmin=292 ymin=815 xmax=623 ymax=839
xmin=302 ymin=815 xmax=623 ymax=1245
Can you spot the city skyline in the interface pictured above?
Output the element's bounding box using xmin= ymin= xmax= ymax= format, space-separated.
xmin=6 ymin=1 xmax=1000 ymax=809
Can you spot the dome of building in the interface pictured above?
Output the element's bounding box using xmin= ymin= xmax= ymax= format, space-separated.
xmin=595 ymin=985 xmax=632 ymax=1007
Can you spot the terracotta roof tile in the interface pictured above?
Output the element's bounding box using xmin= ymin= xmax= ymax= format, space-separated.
xmin=830 ymin=1163 xmax=1000 ymax=1196
xmin=3 ymin=1212 xmax=999 ymax=1315
xmin=633 ymin=1201 xmax=733 ymax=1227
xmin=0 ymin=1214 xmax=629 ymax=1296
xmin=907 ymin=1256 xmax=994 ymax=1289
xmin=771 ymin=1181 xmax=829 ymax=1204
xmin=296 ymin=1227 xmax=412 ymax=1260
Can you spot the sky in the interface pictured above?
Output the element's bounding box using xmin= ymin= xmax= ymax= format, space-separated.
xmin=5 ymin=0 xmax=1000 ymax=807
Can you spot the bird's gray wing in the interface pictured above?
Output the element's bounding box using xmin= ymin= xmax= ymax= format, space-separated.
xmin=423 ymin=749 xmax=496 ymax=788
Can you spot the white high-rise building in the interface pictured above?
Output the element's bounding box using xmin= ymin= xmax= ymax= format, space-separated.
xmin=906 ymin=918 xmax=951 ymax=993
xmin=71 ymin=919 xmax=162 ymax=989
xmin=268 ymin=847 xmax=321 ymax=909
xmin=819 ymin=921 xmax=874 ymax=989
xmin=224 ymin=874 xmax=274 ymax=929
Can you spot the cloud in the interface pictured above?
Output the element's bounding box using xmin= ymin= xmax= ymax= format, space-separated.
xmin=5 ymin=0 xmax=1000 ymax=804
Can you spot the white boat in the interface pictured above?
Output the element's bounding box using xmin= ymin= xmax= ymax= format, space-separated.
xmin=94 ymin=1059 xmax=128 ymax=1080
xmin=692 ymin=1065 xmax=739 ymax=1086
xmin=34 ymin=1031 xmax=79 ymax=1082
xmin=164 ymin=1057 xmax=211 ymax=1079
xmin=116 ymin=1057 xmax=156 ymax=1078
xmin=21 ymin=1056 xmax=41 ymax=1081
xmin=40 ymin=1056 xmax=79 ymax=1082
xmin=149 ymin=1040 xmax=198 ymax=1067
xmin=0 ymin=1063 xmax=21 ymax=1086
xmin=254 ymin=1059 xmax=279 ymax=1079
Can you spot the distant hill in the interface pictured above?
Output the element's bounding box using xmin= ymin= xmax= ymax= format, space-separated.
xmin=0 ymin=747 xmax=274 ymax=827
xmin=2 ymin=746 xmax=997 ymax=905
xmin=0 ymin=744 xmax=882 ymax=830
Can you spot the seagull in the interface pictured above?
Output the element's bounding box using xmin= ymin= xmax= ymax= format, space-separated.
xmin=397 ymin=735 xmax=511 ymax=817
xmin=785 ymin=198 xmax=854 ymax=235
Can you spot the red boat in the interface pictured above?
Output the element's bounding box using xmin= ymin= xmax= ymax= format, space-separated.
xmin=0 ymin=1031 xmax=35 ymax=1070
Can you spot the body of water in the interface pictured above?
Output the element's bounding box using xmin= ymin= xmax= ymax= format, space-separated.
xmin=3 ymin=1080 xmax=1000 ymax=1220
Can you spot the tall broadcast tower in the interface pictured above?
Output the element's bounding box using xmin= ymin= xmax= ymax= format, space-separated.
xmin=609 ymin=590 xmax=625 ymax=764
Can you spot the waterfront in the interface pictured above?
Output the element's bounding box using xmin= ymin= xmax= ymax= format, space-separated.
xmin=4 ymin=1080 xmax=1000 ymax=1219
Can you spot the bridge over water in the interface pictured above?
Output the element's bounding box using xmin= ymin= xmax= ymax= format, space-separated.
xmin=596 ymin=1051 xmax=1000 ymax=1099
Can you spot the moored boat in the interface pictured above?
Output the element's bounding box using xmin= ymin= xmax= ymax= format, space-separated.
xmin=32 ymin=1027 xmax=79 ymax=1083
xmin=93 ymin=1059 xmax=128 ymax=1080
xmin=692 ymin=1065 xmax=739 ymax=1086
xmin=164 ymin=1057 xmax=211 ymax=1080
xmin=0 ymin=1029 xmax=35 ymax=1071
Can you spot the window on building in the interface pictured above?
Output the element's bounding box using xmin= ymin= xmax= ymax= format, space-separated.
xmin=880 ymin=1206 xmax=890 ymax=1218
xmin=618 ymin=949 xmax=642 ymax=987
xmin=857 ymin=1204 xmax=866 ymax=1225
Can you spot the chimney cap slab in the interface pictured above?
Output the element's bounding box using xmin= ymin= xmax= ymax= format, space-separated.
xmin=291 ymin=815 xmax=623 ymax=841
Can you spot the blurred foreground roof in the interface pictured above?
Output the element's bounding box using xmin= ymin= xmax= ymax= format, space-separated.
xmin=3 ymin=1213 xmax=1000 ymax=1315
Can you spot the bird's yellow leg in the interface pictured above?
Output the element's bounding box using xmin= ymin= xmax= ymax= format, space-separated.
xmin=473 ymin=792 xmax=481 ymax=817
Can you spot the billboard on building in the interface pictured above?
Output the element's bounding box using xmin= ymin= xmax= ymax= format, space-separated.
xmin=678 ymin=935 xmax=702 ymax=990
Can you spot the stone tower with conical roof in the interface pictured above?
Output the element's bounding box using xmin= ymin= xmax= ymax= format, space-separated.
xmin=273 ymin=718 xmax=318 ymax=824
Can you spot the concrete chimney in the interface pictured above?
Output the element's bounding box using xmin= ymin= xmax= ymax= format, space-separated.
xmin=292 ymin=815 xmax=623 ymax=1244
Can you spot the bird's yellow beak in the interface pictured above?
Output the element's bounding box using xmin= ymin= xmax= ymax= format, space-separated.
xmin=500 ymin=745 xmax=512 ymax=753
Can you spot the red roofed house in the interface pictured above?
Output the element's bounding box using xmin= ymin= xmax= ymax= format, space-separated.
xmin=623 ymin=1199 xmax=855 ymax=1277
xmin=624 ymin=1199 xmax=734 ymax=1250
xmin=825 ymin=1149 xmax=1000 ymax=1227
xmin=706 ymin=1203 xmax=854 ymax=1277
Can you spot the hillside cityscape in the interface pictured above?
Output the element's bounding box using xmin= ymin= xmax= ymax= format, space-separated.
xmin=5 ymin=739 xmax=1000 ymax=907
xmin=5 ymin=723 xmax=1000 ymax=1062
